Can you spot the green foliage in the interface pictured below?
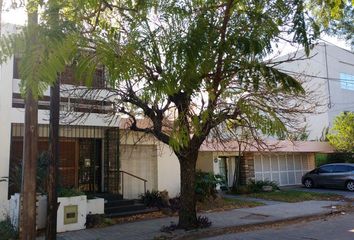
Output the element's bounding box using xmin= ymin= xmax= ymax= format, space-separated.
xmin=245 ymin=179 xmax=279 ymax=193
xmin=8 ymin=152 xmax=49 ymax=195
xmin=230 ymin=179 xmax=279 ymax=194
xmin=57 ymin=187 xmax=85 ymax=197
xmin=0 ymin=217 xmax=18 ymax=240
xmin=315 ymin=152 xmax=354 ymax=166
xmin=309 ymin=0 xmax=353 ymax=47
xmin=140 ymin=190 xmax=163 ymax=208
xmin=195 ymin=171 xmax=223 ymax=201
xmin=327 ymin=112 xmax=354 ymax=153
xmin=0 ymin=1 xmax=78 ymax=98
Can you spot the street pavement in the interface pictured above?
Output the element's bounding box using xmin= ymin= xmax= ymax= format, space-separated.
xmin=46 ymin=200 xmax=342 ymax=240
xmin=204 ymin=211 xmax=354 ymax=240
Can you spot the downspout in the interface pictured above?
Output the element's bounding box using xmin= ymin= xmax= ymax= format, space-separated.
xmin=324 ymin=43 xmax=331 ymax=109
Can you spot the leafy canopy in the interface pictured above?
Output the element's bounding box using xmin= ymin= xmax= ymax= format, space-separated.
xmin=0 ymin=0 xmax=351 ymax=152
xmin=71 ymin=0 xmax=328 ymax=153
xmin=327 ymin=112 xmax=354 ymax=153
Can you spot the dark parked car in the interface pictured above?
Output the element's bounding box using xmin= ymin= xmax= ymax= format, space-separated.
xmin=302 ymin=163 xmax=354 ymax=191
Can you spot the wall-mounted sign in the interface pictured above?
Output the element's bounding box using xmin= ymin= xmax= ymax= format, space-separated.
xmin=84 ymin=158 xmax=91 ymax=167
xmin=64 ymin=205 xmax=78 ymax=225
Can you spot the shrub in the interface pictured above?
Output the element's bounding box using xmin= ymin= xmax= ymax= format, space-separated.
xmin=247 ymin=179 xmax=279 ymax=193
xmin=86 ymin=214 xmax=105 ymax=228
xmin=197 ymin=216 xmax=212 ymax=228
xmin=168 ymin=197 xmax=180 ymax=212
xmin=9 ymin=152 xmax=49 ymax=195
xmin=0 ymin=217 xmax=18 ymax=240
xmin=195 ymin=171 xmax=223 ymax=201
xmin=140 ymin=190 xmax=164 ymax=208
xmin=160 ymin=216 xmax=212 ymax=232
xmin=58 ymin=187 xmax=85 ymax=197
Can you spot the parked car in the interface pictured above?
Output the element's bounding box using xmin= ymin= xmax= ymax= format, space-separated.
xmin=302 ymin=163 xmax=354 ymax=191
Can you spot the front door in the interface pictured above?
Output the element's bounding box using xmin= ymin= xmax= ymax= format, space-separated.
xmin=218 ymin=157 xmax=228 ymax=189
xmin=78 ymin=139 xmax=102 ymax=193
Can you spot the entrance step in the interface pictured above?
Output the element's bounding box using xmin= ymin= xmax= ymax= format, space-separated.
xmin=104 ymin=198 xmax=158 ymax=218
xmin=105 ymin=207 xmax=159 ymax=218
xmin=92 ymin=193 xmax=123 ymax=201
xmin=105 ymin=199 xmax=135 ymax=208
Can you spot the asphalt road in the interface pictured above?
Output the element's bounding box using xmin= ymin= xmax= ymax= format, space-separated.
xmin=203 ymin=212 xmax=354 ymax=240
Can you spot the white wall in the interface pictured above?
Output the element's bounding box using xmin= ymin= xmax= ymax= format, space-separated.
xmin=276 ymin=43 xmax=354 ymax=140
xmin=157 ymin=144 xmax=180 ymax=197
xmin=0 ymin=24 xmax=16 ymax=219
xmin=120 ymin=131 xmax=181 ymax=198
xmin=275 ymin=45 xmax=329 ymax=140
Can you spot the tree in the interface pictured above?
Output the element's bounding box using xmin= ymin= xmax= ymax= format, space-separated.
xmin=327 ymin=112 xmax=354 ymax=153
xmin=20 ymin=3 xmax=39 ymax=239
xmin=309 ymin=0 xmax=353 ymax=47
xmin=1 ymin=0 xmax=350 ymax=230
xmin=0 ymin=1 xmax=76 ymax=238
xmin=64 ymin=0 xmax=348 ymax=228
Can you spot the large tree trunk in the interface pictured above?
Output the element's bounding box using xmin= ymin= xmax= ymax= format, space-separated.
xmin=46 ymin=80 xmax=60 ymax=240
xmin=20 ymin=89 xmax=38 ymax=240
xmin=178 ymin=150 xmax=199 ymax=229
xmin=20 ymin=8 xmax=39 ymax=240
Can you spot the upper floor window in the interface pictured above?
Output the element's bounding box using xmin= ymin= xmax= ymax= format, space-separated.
xmin=13 ymin=57 xmax=106 ymax=88
xmin=13 ymin=57 xmax=20 ymax=79
xmin=340 ymin=73 xmax=354 ymax=91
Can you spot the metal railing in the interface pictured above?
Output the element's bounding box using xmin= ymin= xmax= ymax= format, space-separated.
xmin=119 ymin=170 xmax=148 ymax=198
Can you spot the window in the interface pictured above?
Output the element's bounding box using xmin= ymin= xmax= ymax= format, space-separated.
xmin=318 ymin=165 xmax=335 ymax=173
xmin=333 ymin=165 xmax=351 ymax=173
xmin=13 ymin=57 xmax=106 ymax=88
xmin=340 ymin=73 xmax=354 ymax=90
xmin=13 ymin=57 xmax=20 ymax=79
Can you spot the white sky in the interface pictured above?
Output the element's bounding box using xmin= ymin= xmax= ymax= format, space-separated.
xmin=1 ymin=0 xmax=351 ymax=54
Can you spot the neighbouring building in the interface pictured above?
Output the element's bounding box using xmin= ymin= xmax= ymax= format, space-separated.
xmin=276 ymin=43 xmax=354 ymax=140
xmin=196 ymin=140 xmax=334 ymax=187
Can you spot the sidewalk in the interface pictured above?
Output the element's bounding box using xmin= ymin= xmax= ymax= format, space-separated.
xmin=47 ymin=200 xmax=343 ymax=240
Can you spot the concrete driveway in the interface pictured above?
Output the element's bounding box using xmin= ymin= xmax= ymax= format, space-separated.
xmin=282 ymin=185 xmax=354 ymax=199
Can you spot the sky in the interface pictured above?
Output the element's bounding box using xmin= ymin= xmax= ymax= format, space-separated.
xmin=1 ymin=0 xmax=352 ymax=54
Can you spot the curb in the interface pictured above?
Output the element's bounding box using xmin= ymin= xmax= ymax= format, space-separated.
xmin=170 ymin=210 xmax=343 ymax=240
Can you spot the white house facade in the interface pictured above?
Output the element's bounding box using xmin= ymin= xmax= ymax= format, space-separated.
xmin=0 ymin=23 xmax=181 ymax=219
xmin=276 ymin=43 xmax=354 ymax=140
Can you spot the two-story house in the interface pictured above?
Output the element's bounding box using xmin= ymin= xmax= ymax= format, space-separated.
xmin=0 ymin=23 xmax=181 ymax=218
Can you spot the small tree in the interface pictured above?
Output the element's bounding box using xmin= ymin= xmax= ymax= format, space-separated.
xmin=327 ymin=112 xmax=354 ymax=153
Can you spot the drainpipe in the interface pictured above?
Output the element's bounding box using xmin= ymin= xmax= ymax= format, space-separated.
xmin=324 ymin=43 xmax=331 ymax=109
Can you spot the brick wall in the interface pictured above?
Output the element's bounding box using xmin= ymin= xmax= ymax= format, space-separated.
xmin=239 ymin=153 xmax=255 ymax=185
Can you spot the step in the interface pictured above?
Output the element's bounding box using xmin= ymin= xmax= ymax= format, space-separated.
xmin=105 ymin=207 xmax=159 ymax=218
xmin=105 ymin=203 xmax=146 ymax=214
xmin=93 ymin=193 xmax=123 ymax=201
xmin=104 ymin=199 xmax=136 ymax=208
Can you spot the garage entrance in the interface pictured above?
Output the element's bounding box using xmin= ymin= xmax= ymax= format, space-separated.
xmin=254 ymin=153 xmax=313 ymax=186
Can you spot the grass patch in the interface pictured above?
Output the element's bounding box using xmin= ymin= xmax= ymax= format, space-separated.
xmin=197 ymin=197 xmax=264 ymax=212
xmin=246 ymin=190 xmax=343 ymax=203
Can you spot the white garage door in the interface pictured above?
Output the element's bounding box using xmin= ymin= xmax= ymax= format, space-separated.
xmin=254 ymin=153 xmax=312 ymax=186
xmin=120 ymin=145 xmax=158 ymax=199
